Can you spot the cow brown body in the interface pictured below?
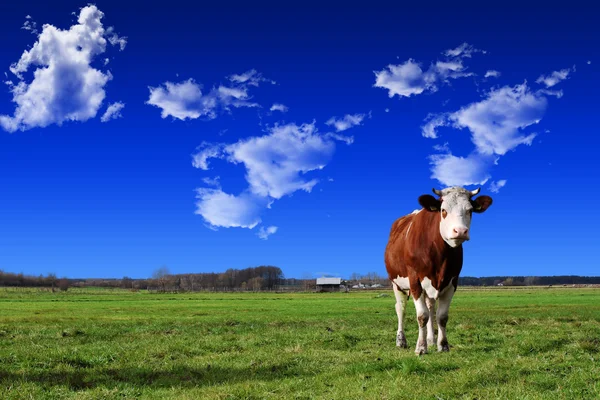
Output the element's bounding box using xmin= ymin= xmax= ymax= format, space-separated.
xmin=385 ymin=209 xmax=463 ymax=301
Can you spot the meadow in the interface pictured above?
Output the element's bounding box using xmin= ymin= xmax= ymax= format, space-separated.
xmin=1 ymin=287 xmax=599 ymax=399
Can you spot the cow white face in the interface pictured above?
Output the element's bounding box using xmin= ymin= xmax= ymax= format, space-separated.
xmin=418 ymin=187 xmax=492 ymax=248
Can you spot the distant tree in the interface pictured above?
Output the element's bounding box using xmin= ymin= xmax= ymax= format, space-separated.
xmin=57 ymin=278 xmax=70 ymax=291
xmin=121 ymin=276 xmax=133 ymax=289
xmin=152 ymin=266 xmax=171 ymax=292
xmin=248 ymin=277 xmax=264 ymax=291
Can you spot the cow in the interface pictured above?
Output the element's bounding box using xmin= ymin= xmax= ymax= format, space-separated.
xmin=384 ymin=186 xmax=492 ymax=355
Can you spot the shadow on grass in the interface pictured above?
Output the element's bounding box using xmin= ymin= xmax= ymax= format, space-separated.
xmin=0 ymin=362 xmax=313 ymax=390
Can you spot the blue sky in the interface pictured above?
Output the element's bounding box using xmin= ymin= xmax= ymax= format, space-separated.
xmin=0 ymin=1 xmax=598 ymax=279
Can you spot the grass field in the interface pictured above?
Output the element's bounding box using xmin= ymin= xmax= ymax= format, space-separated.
xmin=1 ymin=287 xmax=600 ymax=399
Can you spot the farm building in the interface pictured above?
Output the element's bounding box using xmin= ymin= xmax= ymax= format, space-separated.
xmin=316 ymin=277 xmax=343 ymax=292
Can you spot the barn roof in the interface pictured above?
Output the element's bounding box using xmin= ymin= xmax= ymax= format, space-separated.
xmin=316 ymin=277 xmax=342 ymax=285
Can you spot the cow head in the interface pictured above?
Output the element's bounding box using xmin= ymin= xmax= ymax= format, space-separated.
xmin=418 ymin=186 xmax=492 ymax=248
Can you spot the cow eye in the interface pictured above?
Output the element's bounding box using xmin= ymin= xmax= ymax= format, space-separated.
xmin=441 ymin=210 xmax=448 ymax=219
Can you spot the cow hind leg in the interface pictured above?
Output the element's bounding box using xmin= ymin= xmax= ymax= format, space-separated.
xmin=392 ymin=284 xmax=408 ymax=348
xmin=413 ymin=294 xmax=429 ymax=355
xmin=425 ymin=296 xmax=437 ymax=347
xmin=436 ymin=287 xmax=455 ymax=352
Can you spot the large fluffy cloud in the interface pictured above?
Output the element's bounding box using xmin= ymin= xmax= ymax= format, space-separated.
xmin=0 ymin=6 xmax=124 ymax=132
xmin=146 ymin=70 xmax=272 ymax=120
xmin=192 ymin=121 xmax=356 ymax=229
xmin=425 ymin=82 xmax=551 ymax=186
xmin=451 ymin=83 xmax=546 ymax=155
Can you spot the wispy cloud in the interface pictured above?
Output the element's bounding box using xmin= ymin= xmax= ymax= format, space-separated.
xmin=0 ymin=6 xmax=123 ymax=133
xmin=229 ymin=69 xmax=275 ymax=86
xmin=421 ymin=113 xmax=448 ymax=139
xmin=105 ymin=26 xmax=127 ymax=51
xmin=374 ymin=43 xmax=481 ymax=98
xmin=484 ymin=70 xmax=501 ymax=78
xmin=270 ymin=103 xmax=288 ymax=113
xmin=100 ymin=102 xmax=125 ymax=122
xmin=21 ymin=15 xmax=38 ymax=35
xmin=489 ymin=180 xmax=507 ymax=193
xmin=201 ymin=176 xmax=221 ymax=187
xmin=326 ymin=113 xmax=366 ymax=132
xmin=146 ymin=70 xmax=268 ymax=121
xmin=257 ymin=226 xmax=278 ymax=240
xmin=443 ymin=43 xmax=485 ymax=58
xmin=536 ymin=68 xmax=571 ymax=88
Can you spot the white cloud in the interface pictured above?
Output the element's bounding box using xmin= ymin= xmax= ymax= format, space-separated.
xmin=489 ymin=179 xmax=507 ymax=193
xmin=325 ymin=132 xmax=354 ymax=145
xmin=374 ymin=59 xmax=436 ymax=98
xmin=374 ymin=48 xmax=477 ymax=99
xmin=588 ymin=61 xmax=592 ymax=65
xmin=450 ymin=83 xmax=546 ymax=155
xmin=443 ymin=43 xmax=485 ymax=58
xmin=194 ymin=189 xmax=267 ymax=229
xmin=146 ymin=70 xmax=266 ymax=121
xmin=325 ymin=113 xmax=366 ymax=132
xmin=193 ymin=122 xmax=348 ymax=229
xmin=537 ymin=89 xmax=563 ymax=98
xmin=201 ymin=176 xmax=220 ymax=187
xmin=425 ymin=82 xmax=554 ymax=187
xmin=0 ymin=6 xmax=122 ymax=133
xmin=105 ymin=26 xmax=127 ymax=51
xmin=100 ymin=101 xmax=124 ymax=122
xmin=421 ymin=113 xmax=449 ymax=139
xmin=257 ymin=225 xmax=278 ymax=240
xmin=429 ymin=152 xmax=495 ymax=187
xmin=226 ymin=122 xmax=336 ymax=199
xmin=270 ymin=103 xmax=288 ymax=113
xmin=484 ymin=70 xmax=501 ymax=78
xmin=147 ymin=79 xmax=205 ymax=120
xmin=21 ymin=16 xmax=38 ymax=35
xmin=536 ymin=68 xmax=571 ymax=88
xmin=229 ymin=69 xmax=275 ymax=86
xmin=385 ymin=108 xmax=390 ymax=113
xmin=192 ymin=142 xmax=226 ymax=170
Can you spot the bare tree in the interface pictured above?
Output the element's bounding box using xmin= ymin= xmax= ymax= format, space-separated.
xmin=152 ymin=266 xmax=171 ymax=292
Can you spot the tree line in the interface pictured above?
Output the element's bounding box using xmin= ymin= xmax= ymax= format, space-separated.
xmin=458 ymin=276 xmax=600 ymax=286
xmin=2 ymin=268 xmax=600 ymax=291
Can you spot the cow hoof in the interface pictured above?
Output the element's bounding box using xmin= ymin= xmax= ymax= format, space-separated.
xmin=396 ymin=334 xmax=408 ymax=348
xmin=438 ymin=344 xmax=450 ymax=352
xmin=415 ymin=342 xmax=427 ymax=355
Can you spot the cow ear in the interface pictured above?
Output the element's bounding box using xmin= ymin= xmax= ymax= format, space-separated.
xmin=418 ymin=195 xmax=441 ymax=212
xmin=471 ymin=195 xmax=493 ymax=213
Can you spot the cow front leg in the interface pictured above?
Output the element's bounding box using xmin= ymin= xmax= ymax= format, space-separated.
xmin=436 ymin=287 xmax=455 ymax=352
xmin=425 ymin=296 xmax=437 ymax=347
xmin=392 ymin=284 xmax=408 ymax=348
xmin=413 ymin=294 xmax=429 ymax=355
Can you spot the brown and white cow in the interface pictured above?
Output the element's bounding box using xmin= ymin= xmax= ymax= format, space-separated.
xmin=384 ymin=186 xmax=492 ymax=355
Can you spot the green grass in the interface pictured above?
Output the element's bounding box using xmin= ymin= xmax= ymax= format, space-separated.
xmin=1 ymin=287 xmax=600 ymax=399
